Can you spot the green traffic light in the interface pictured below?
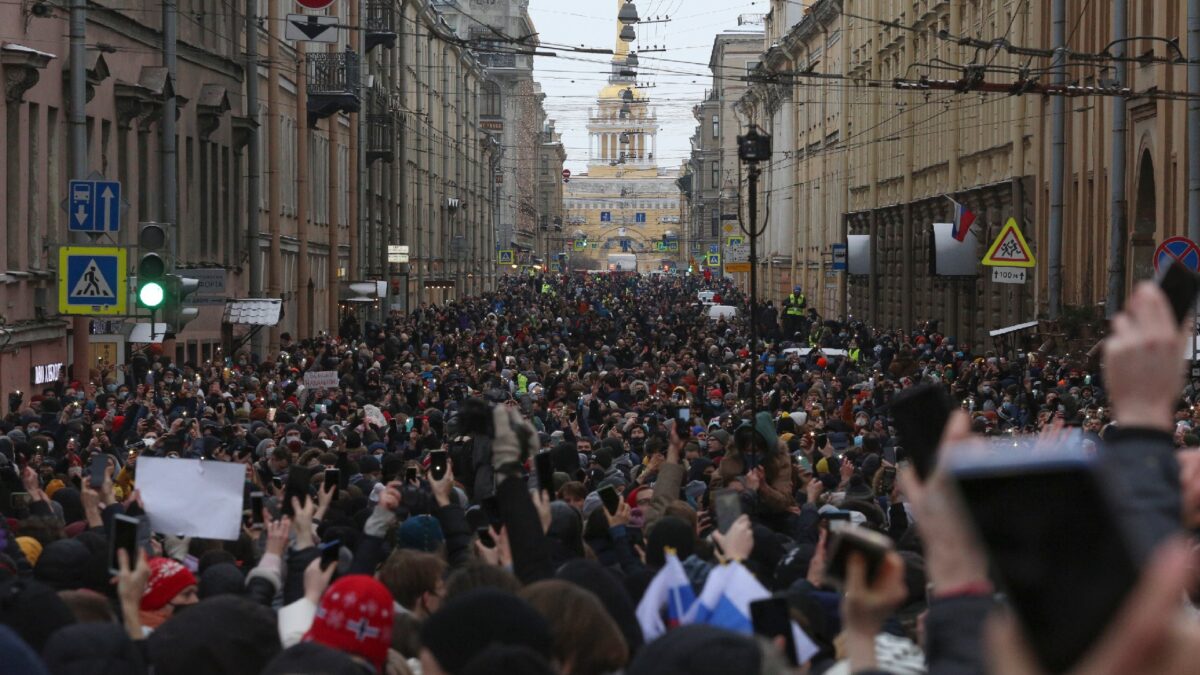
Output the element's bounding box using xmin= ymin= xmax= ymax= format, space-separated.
xmin=139 ymin=281 xmax=165 ymax=308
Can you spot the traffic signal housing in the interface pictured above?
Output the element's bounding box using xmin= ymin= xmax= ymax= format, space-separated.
xmin=162 ymin=274 xmax=200 ymax=334
xmin=137 ymin=223 xmax=169 ymax=309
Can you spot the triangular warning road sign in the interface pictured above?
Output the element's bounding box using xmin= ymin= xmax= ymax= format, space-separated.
xmin=981 ymin=218 xmax=1036 ymax=268
xmin=69 ymin=259 xmax=116 ymax=298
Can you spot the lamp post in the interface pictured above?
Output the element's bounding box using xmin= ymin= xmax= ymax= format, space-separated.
xmin=737 ymin=125 xmax=771 ymax=415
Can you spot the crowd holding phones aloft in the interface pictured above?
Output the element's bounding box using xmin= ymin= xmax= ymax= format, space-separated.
xmin=0 ymin=271 xmax=1198 ymax=674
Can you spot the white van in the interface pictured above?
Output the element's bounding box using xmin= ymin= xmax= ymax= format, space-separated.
xmin=707 ymin=305 xmax=737 ymax=320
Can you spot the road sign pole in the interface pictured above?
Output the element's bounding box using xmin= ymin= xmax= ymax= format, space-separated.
xmin=68 ymin=0 xmax=92 ymax=383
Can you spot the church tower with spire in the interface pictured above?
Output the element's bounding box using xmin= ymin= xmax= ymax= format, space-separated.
xmin=587 ymin=0 xmax=658 ymax=178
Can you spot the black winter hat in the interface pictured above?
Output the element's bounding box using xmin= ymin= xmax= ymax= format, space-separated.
xmin=0 ymin=577 xmax=76 ymax=652
xmin=645 ymin=516 xmax=695 ymax=568
xmin=626 ymin=624 xmax=762 ymax=675
xmin=420 ymin=589 xmax=552 ymax=675
xmin=34 ymin=540 xmax=92 ymax=591
xmin=556 ymin=559 xmax=644 ymax=653
xmin=460 ymin=645 xmax=555 ymax=675
xmin=260 ymin=643 xmax=365 ymax=675
xmin=198 ymin=562 xmax=247 ymax=600
xmin=146 ymin=596 xmax=280 ymax=675
xmin=42 ymin=622 xmax=147 ymax=675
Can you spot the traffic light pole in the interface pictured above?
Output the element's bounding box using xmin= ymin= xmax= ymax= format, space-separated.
xmin=68 ymin=0 xmax=91 ymax=384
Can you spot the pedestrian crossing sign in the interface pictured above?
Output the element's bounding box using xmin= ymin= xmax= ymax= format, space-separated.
xmin=497 ymin=249 xmax=514 ymax=265
xmin=58 ymin=246 xmax=127 ymax=316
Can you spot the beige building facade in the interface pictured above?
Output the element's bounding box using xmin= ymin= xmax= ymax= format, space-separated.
xmin=709 ymin=0 xmax=1194 ymax=346
xmin=563 ymin=0 xmax=683 ymax=273
xmin=0 ymin=0 xmax=497 ymax=394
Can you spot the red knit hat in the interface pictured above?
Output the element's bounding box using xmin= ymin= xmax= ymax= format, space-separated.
xmin=141 ymin=557 xmax=197 ymax=611
xmin=304 ymin=575 xmax=394 ymax=672
xmin=626 ymin=485 xmax=646 ymax=508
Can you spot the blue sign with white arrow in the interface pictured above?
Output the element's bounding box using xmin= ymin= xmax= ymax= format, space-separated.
xmin=68 ymin=180 xmax=122 ymax=233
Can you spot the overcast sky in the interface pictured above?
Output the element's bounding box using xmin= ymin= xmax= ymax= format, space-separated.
xmin=526 ymin=0 xmax=769 ymax=174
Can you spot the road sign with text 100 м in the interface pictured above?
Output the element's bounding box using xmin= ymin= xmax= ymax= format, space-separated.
xmin=59 ymin=246 xmax=127 ymax=316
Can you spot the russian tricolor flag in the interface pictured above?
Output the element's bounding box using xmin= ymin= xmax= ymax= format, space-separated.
xmin=685 ymin=561 xmax=820 ymax=664
xmin=635 ymin=552 xmax=697 ymax=641
xmin=947 ymin=196 xmax=976 ymax=242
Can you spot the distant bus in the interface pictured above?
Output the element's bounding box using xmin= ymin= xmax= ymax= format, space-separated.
xmin=607 ymin=254 xmax=637 ymax=273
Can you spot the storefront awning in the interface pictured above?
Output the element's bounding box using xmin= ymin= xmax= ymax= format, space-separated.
xmin=128 ymin=323 xmax=169 ymax=344
xmin=988 ymin=320 xmax=1039 ymax=338
xmin=223 ymin=299 xmax=282 ymax=326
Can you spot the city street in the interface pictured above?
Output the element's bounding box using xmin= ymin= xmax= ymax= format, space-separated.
xmin=3 ymin=1 xmax=1200 ymax=673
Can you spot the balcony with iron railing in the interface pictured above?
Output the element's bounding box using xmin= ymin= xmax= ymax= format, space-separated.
xmin=366 ymin=91 xmax=394 ymax=164
xmin=365 ymin=0 xmax=397 ymax=51
xmin=307 ymin=50 xmax=361 ymax=125
xmin=477 ymin=51 xmax=517 ymax=69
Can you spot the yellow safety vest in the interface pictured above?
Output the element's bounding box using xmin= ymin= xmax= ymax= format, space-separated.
xmin=786 ymin=294 xmax=805 ymax=316
xmin=517 ymin=373 xmax=528 ymax=394
xmin=849 ymin=347 xmax=861 ymax=363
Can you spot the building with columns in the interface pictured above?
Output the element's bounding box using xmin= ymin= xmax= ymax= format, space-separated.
xmin=563 ymin=0 xmax=683 ymax=272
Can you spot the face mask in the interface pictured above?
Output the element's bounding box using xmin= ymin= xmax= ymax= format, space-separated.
xmin=106 ymin=384 xmax=117 ymax=393
xmin=710 ymin=399 xmax=721 ymax=407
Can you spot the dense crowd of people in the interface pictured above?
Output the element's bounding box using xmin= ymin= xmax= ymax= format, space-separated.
xmin=1 ymin=270 xmax=1199 ymax=674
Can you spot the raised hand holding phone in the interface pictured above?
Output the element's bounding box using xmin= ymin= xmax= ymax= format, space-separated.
xmin=1105 ymin=281 xmax=1189 ymax=432
xmin=841 ymin=549 xmax=909 ymax=673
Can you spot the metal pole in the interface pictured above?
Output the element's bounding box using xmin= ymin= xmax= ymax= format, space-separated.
xmin=748 ymin=163 xmax=759 ymax=416
xmin=1107 ymin=0 xmax=1128 ymax=317
xmin=161 ymin=0 xmax=177 ymax=243
xmin=245 ymin=0 xmax=261 ymax=301
xmin=1048 ymin=0 xmax=1066 ymax=320
xmin=348 ymin=0 xmax=361 ymax=283
xmin=266 ymin=0 xmax=282 ymax=350
xmin=1189 ymin=0 xmax=1200 ymax=242
xmin=296 ymin=51 xmax=311 ymax=338
xmin=68 ymin=0 xmax=90 ymax=384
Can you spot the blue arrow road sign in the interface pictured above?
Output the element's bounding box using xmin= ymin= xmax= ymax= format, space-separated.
xmin=68 ymin=180 xmax=121 ymax=232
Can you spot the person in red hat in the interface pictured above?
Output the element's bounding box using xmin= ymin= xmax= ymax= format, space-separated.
xmin=303 ymin=575 xmax=395 ymax=673
xmin=140 ymin=557 xmax=199 ymax=633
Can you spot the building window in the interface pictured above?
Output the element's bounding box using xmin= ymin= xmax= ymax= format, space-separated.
xmin=710 ymin=161 xmax=719 ymax=189
xmin=710 ymin=211 xmax=719 ymax=238
xmin=482 ymin=81 xmax=501 ymax=117
xmin=712 ymin=114 xmax=719 ymax=139
xmin=541 ymin=155 xmax=548 ymax=175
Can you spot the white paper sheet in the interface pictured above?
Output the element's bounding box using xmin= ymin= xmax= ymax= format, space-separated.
xmin=137 ymin=456 xmax=246 ymax=540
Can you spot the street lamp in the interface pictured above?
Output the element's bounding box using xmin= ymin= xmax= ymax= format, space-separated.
xmin=736 ymin=125 xmax=771 ymax=415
